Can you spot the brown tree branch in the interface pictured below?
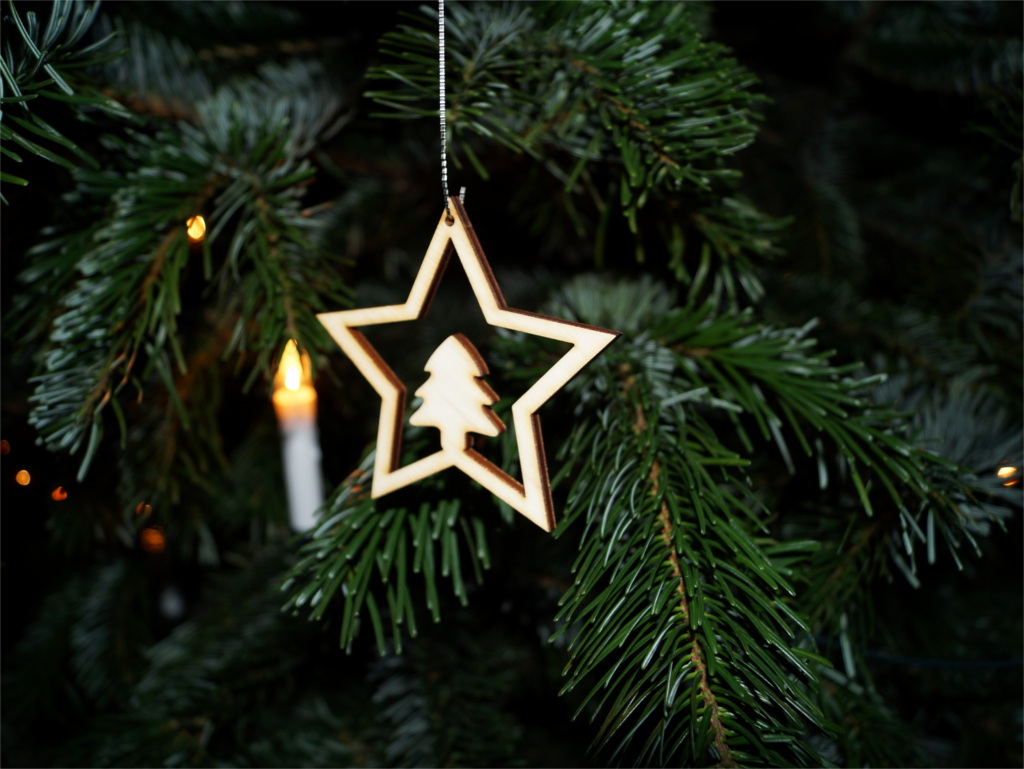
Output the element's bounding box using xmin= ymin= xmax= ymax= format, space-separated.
xmin=628 ymin=373 xmax=736 ymax=768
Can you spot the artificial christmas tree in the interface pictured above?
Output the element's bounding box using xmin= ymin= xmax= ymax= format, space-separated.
xmin=2 ymin=1 xmax=1020 ymax=767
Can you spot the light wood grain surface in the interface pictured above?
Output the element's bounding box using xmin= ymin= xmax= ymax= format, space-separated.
xmin=318 ymin=197 xmax=619 ymax=531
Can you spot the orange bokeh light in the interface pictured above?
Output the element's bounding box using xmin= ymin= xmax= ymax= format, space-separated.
xmin=1 ymin=439 xmax=9 ymax=455
xmin=51 ymin=486 xmax=68 ymax=501
xmin=140 ymin=527 xmax=166 ymax=554
xmin=135 ymin=501 xmax=153 ymax=517
xmin=186 ymin=215 xmax=206 ymax=243
xmin=15 ymin=470 xmax=30 ymax=486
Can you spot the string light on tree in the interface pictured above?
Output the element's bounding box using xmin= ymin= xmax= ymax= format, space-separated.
xmin=140 ymin=526 xmax=166 ymax=554
xmin=273 ymin=340 xmax=325 ymax=531
xmin=186 ymin=215 xmax=206 ymax=243
xmin=997 ymin=466 xmax=1019 ymax=486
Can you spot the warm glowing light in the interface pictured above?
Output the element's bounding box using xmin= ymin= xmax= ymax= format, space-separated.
xmin=273 ymin=340 xmax=317 ymax=420
xmin=997 ymin=466 xmax=1016 ymax=478
xmin=140 ymin=526 xmax=166 ymax=554
xmin=276 ymin=340 xmax=311 ymax=391
xmin=0 ymin=439 xmax=9 ymax=455
xmin=274 ymin=338 xmax=324 ymax=531
xmin=15 ymin=470 xmax=30 ymax=486
xmin=135 ymin=501 xmax=153 ymax=517
xmin=186 ymin=215 xmax=206 ymax=242
xmin=51 ymin=486 xmax=68 ymax=501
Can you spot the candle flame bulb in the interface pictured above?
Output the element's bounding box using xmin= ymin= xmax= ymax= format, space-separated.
xmin=273 ymin=340 xmax=316 ymax=420
xmin=273 ymin=339 xmax=324 ymax=532
xmin=275 ymin=340 xmax=312 ymax=393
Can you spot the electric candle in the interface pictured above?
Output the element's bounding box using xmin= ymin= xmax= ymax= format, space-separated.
xmin=273 ymin=340 xmax=324 ymax=531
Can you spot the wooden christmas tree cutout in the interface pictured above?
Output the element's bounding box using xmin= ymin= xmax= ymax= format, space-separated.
xmin=317 ymin=197 xmax=619 ymax=531
xmin=409 ymin=333 xmax=506 ymax=452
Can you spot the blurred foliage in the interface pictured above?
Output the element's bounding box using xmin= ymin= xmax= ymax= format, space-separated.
xmin=367 ymin=1 xmax=783 ymax=306
xmin=0 ymin=0 xmax=130 ymax=196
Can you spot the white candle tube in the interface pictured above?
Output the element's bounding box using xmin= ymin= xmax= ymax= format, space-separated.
xmin=273 ymin=342 xmax=325 ymax=532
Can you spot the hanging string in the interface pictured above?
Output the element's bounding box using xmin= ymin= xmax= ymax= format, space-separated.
xmin=439 ymin=0 xmax=450 ymax=217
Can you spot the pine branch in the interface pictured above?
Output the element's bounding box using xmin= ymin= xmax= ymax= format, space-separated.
xmin=0 ymin=0 xmax=129 ymax=195
xmin=88 ymin=1 xmax=318 ymax=121
xmin=525 ymin=275 xmax=1018 ymax=763
xmin=551 ymin=346 xmax=828 ymax=767
xmin=370 ymin=623 xmax=526 ymax=768
xmin=282 ymin=441 xmax=497 ymax=656
xmin=639 ymin=293 xmax=1011 ymax=583
xmin=114 ymin=332 xmax=233 ymax=564
xmin=844 ymin=2 xmax=1024 ymax=96
xmin=93 ymin=16 xmax=213 ymax=121
xmin=69 ymin=560 xmax=153 ymax=708
xmin=816 ymin=667 xmax=926 ymax=767
xmin=24 ymin=130 xmax=222 ymax=478
xmin=2 ymin=561 xmax=155 ymax=766
xmin=21 ymin=55 xmax=350 ymax=480
xmin=41 ymin=548 xmax=361 ymax=769
xmin=968 ymin=87 xmax=1023 ymax=224
xmin=366 ymin=1 xmax=779 ymax=302
xmin=3 ymin=573 xmax=90 ymax=732
xmin=646 ymin=425 xmax=737 ymax=769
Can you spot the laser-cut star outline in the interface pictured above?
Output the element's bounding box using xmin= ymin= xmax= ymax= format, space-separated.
xmin=317 ymin=197 xmax=619 ymax=531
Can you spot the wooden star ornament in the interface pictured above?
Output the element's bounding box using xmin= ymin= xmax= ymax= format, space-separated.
xmin=317 ymin=197 xmax=619 ymax=531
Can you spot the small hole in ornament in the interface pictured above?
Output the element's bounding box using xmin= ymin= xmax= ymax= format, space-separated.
xmin=445 ymin=213 xmax=455 ymax=226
